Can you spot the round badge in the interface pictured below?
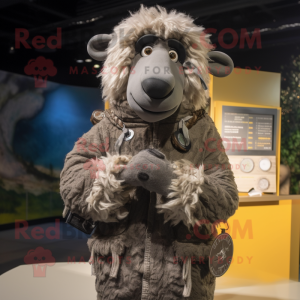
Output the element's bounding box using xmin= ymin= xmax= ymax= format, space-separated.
xmin=209 ymin=231 xmax=233 ymax=277
xmin=124 ymin=129 xmax=134 ymax=141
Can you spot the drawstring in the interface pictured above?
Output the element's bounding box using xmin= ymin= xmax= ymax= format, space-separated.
xmin=182 ymin=257 xmax=192 ymax=297
xmin=110 ymin=251 xmax=120 ymax=278
xmin=88 ymin=244 xmax=120 ymax=278
xmin=178 ymin=115 xmax=193 ymax=147
xmin=62 ymin=206 xmax=69 ymax=218
xmin=89 ymin=246 xmax=95 ymax=265
xmin=89 ymin=244 xmax=96 ymax=276
xmin=114 ymin=124 xmax=129 ymax=154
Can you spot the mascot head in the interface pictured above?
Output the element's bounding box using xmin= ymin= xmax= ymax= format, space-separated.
xmin=87 ymin=5 xmax=233 ymax=122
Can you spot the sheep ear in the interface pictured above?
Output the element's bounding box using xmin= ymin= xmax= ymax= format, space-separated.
xmin=207 ymin=51 xmax=234 ymax=77
xmin=87 ymin=34 xmax=113 ymax=61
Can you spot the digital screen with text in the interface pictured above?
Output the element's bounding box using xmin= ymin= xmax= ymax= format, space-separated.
xmin=222 ymin=112 xmax=273 ymax=151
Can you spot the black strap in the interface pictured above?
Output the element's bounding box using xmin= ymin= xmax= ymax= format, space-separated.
xmin=65 ymin=210 xmax=98 ymax=235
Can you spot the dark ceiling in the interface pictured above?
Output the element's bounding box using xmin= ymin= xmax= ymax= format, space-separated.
xmin=1 ymin=0 xmax=300 ymax=87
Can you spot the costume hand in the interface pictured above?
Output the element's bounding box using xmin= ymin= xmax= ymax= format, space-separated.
xmin=118 ymin=149 xmax=177 ymax=196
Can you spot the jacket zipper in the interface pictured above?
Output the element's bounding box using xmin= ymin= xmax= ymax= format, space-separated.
xmin=141 ymin=122 xmax=159 ymax=300
xmin=141 ymin=202 xmax=152 ymax=300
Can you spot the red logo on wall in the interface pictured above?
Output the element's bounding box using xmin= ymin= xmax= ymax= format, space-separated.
xmin=24 ymin=56 xmax=57 ymax=88
xmin=24 ymin=246 xmax=55 ymax=277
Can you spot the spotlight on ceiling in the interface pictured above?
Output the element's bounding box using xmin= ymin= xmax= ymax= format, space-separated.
xmin=76 ymin=59 xmax=83 ymax=63
xmin=85 ymin=59 xmax=92 ymax=62
xmin=94 ymin=64 xmax=100 ymax=68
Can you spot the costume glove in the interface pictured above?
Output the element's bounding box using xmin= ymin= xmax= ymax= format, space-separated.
xmin=118 ymin=149 xmax=177 ymax=196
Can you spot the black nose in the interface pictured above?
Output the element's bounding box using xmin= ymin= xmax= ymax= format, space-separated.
xmin=138 ymin=172 xmax=149 ymax=181
xmin=142 ymin=78 xmax=174 ymax=99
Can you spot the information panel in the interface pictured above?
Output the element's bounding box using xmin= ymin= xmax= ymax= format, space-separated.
xmin=222 ymin=112 xmax=273 ymax=151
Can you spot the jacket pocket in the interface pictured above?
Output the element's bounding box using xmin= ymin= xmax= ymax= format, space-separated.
xmin=172 ymin=226 xmax=216 ymax=298
xmin=88 ymin=236 xmax=126 ymax=279
xmin=173 ymin=220 xmax=217 ymax=244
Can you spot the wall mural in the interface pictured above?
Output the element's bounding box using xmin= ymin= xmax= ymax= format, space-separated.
xmin=0 ymin=70 xmax=103 ymax=225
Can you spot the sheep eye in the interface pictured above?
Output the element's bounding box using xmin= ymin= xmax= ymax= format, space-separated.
xmin=169 ymin=50 xmax=178 ymax=62
xmin=141 ymin=46 xmax=153 ymax=57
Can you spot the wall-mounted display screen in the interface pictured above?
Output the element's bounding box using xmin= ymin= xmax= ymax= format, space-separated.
xmin=222 ymin=106 xmax=278 ymax=155
xmin=223 ymin=112 xmax=273 ymax=151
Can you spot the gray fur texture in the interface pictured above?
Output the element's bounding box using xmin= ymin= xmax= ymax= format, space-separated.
xmin=60 ymin=98 xmax=239 ymax=300
xmin=91 ymin=222 xmax=146 ymax=300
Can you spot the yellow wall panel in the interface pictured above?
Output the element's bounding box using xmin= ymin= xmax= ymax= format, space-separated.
xmin=212 ymin=68 xmax=281 ymax=107
xmin=217 ymin=201 xmax=292 ymax=282
xmin=210 ymin=69 xmax=300 ymax=285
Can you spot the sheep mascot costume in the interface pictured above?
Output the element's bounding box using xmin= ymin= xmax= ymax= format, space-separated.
xmin=60 ymin=5 xmax=239 ymax=300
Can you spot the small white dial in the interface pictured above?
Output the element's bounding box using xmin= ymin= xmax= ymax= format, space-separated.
xmin=240 ymin=158 xmax=254 ymax=173
xmin=259 ymin=158 xmax=271 ymax=171
xmin=258 ymin=178 xmax=269 ymax=191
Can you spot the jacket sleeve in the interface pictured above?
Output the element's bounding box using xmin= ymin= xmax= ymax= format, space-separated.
xmin=60 ymin=123 xmax=135 ymax=223
xmin=156 ymin=118 xmax=239 ymax=229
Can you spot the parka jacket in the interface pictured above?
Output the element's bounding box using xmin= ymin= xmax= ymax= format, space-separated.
xmin=60 ymin=99 xmax=239 ymax=300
